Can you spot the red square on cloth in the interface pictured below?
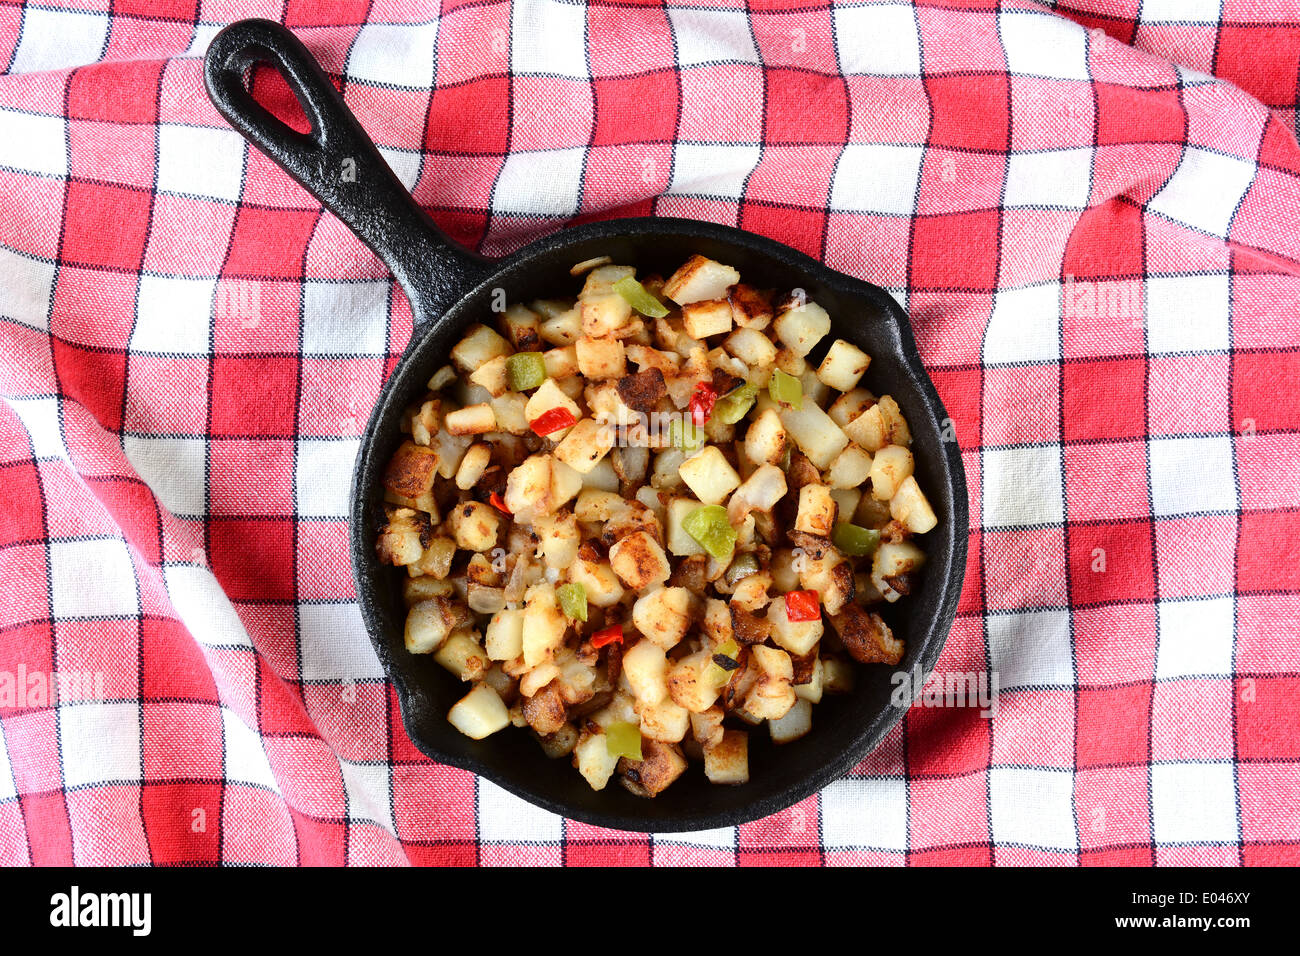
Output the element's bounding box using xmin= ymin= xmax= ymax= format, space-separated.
xmin=911 ymin=209 xmax=1001 ymax=291
xmin=1216 ymin=24 xmax=1300 ymax=107
xmin=764 ymin=68 xmax=848 ymax=144
xmin=209 ymin=355 xmax=300 ymax=438
xmin=224 ymin=207 xmax=321 ymax=280
xmin=61 ymin=181 xmax=152 ymax=272
xmin=67 ymin=57 xmax=163 ymax=124
xmin=141 ymin=781 xmax=222 ymax=865
xmin=426 ymin=77 xmax=510 ymax=154
xmin=1068 ymin=519 xmax=1156 ymax=605
xmin=925 ymin=72 xmax=1009 ymax=151
xmin=207 ymin=516 xmax=296 ymax=601
xmin=592 ymin=70 xmax=679 ymax=146
xmin=1077 ymin=683 xmax=1150 ymax=768
xmin=1063 ymin=357 xmax=1146 ymax=442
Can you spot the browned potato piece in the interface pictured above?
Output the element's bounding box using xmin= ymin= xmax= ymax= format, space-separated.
xmin=617 ymin=740 xmax=688 ymax=797
xmin=830 ymin=604 xmax=904 ymax=665
xmin=522 ymin=680 xmax=568 ymax=736
xmin=383 ymin=440 xmax=438 ymax=500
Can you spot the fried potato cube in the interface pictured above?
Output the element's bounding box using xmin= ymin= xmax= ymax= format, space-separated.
xmin=454 ymin=443 xmax=491 ymax=491
xmin=524 ymin=378 xmax=581 ymax=430
xmin=448 ymin=683 xmax=510 ymax=739
xmin=728 ymin=284 xmax=774 ymax=330
xmin=871 ymin=540 xmax=926 ymax=604
xmin=522 ymin=584 xmax=567 ymax=667
xmin=703 ymin=728 xmax=749 ymax=785
xmin=877 ymin=394 xmax=912 ymax=446
xmin=795 ymin=483 xmax=837 ymax=538
xmin=768 ymin=594 xmax=824 ymax=657
xmin=449 ymin=500 xmax=501 ymax=552
xmin=769 ymin=697 xmax=813 ymax=743
xmin=623 ymin=638 xmax=670 ymax=707
xmin=869 ymin=444 xmax=914 ymax=501
xmin=451 ymin=323 xmax=511 ymax=374
xmin=677 ymin=445 xmax=741 ymax=505
xmin=581 ymin=292 xmax=633 ymax=337
xmin=724 ymin=326 xmax=778 ymax=368
xmin=890 ymin=474 xmax=937 ymax=534
xmin=843 ymin=403 xmax=887 ymax=452
xmin=668 ymin=649 xmax=723 ymax=713
xmin=501 ymin=303 xmax=542 ymax=351
xmin=663 ymin=255 xmax=740 ymax=305
xmin=743 ymin=407 xmax=787 ymax=466
xmin=632 ymin=586 xmax=694 ymax=650
xmin=469 ymin=354 xmax=510 ymax=397
xmin=575 ymin=334 xmax=627 ymax=380
xmin=540 ymin=305 xmax=581 ymax=346
xmin=485 ymin=608 xmax=525 ymax=661
xmin=573 ymin=730 xmax=620 ymax=790
xmin=828 ymin=388 xmax=876 ymax=428
xmin=522 ymin=680 xmax=568 ymax=735
xmin=773 ymin=300 xmax=831 ymax=357
xmin=618 ymin=739 xmax=687 ymax=797
xmin=608 ymin=530 xmax=672 ymax=590
xmin=816 ymin=339 xmax=871 ymax=392
xmin=554 ymin=417 xmax=615 ymax=474
xmin=504 ymin=453 xmax=553 ymax=520
xmin=376 ymin=507 xmax=431 ymax=566
xmin=826 ymin=444 xmax=873 ymax=490
xmin=831 ymin=604 xmax=903 ymax=665
xmin=543 ymin=345 xmax=579 ymax=380
xmin=779 ymin=400 xmax=849 ymax=469
xmin=445 ymin=403 xmax=497 ymax=436
xmin=636 ymin=696 xmax=690 ymax=743
xmin=681 ymin=298 xmax=734 ymax=339
xmin=404 ymin=596 xmax=465 ymax=654
xmin=383 ymin=440 xmax=439 ymax=500
xmin=434 ymin=630 xmax=490 ymax=682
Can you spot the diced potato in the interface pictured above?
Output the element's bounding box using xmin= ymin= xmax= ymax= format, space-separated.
xmin=581 ymin=293 xmax=633 ymax=337
xmin=665 ymin=497 xmax=707 ymax=557
xmin=489 ymin=392 xmax=529 ymax=435
xmin=799 ymin=552 xmax=855 ymax=616
xmin=794 ymin=657 xmax=824 ymax=703
xmin=570 ymin=553 xmax=625 ymax=607
xmin=728 ymin=284 xmax=773 ymax=330
xmin=550 ymin=457 xmax=584 ymax=508
xmin=451 ymin=324 xmax=511 ymax=374
xmin=828 ymin=388 xmax=875 ymax=428
xmin=535 ymin=722 xmax=579 ymax=759
xmin=637 ymin=696 xmax=690 ymax=742
xmin=878 ymin=394 xmax=912 ymax=446
xmin=554 ymin=417 xmax=615 ymax=474
xmin=724 ymin=326 xmax=778 ymax=368
xmin=743 ymin=407 xmax=787 ymax=466
xmin=769 ymin=697 xmax=813 ymax=743
xmin=827 ymin=444 xmax=873 ymax=490
xmin=609 ymin=530 xmax=672 ymax=590
xmin=775 ymin=347 xmax=807 ymax=377
xmin=501 ymin=303 xmax=542 ymax=351
xmin=816 ymin=339 xmax=870 ymax=391
xmin=622 ymin=639 xmax=669 ymax=706
xmin=618 ymin=739 xmax=687 ymax=797
xmin=831 ymin=604 xmax=904 ymax=665
xmin=779 ymin=400 xmax=849 ymax=469
xmin=543 ymin=345 xmax=579 ymax=380
xmin=445 ymin=403 xmax=497 ymax=436
xmin=726 ymin=464 xmax=787 ymax=526
xmin=573 ymin=730 xmax=619 ymax=790
xmin=800 ymin=367 xmax=831 ymax=409
xmin=454 ymin=443 xmax=491 ymax=490
xmin=533 ymin=512 xmax=580 ymax=571
xmin=448 ymin=500 xmax=501 ymax=552
xmin=448 ymin=683 xmax=510 ymax=739
xmin=821 ymin=655 xmax=855 ymax=694
xmin=523 ymin=379 xmax=581 ymax=433
xmin=576 ymin=335 xmax=627 ymax=380
xmin=663 ymin=255 xmax=740 ymax=305
xmin=703 ymin=728 xmax=749 ymax=784
xmin=681 ymin=298 xmax=733 ymax=339
xmin=383 ymin=440 xmax=439 ymax=500
xmin=581 ymin=456 xmax=620 ymax=492
xmin=773 ymin=301 xmax=831 ymax=357
xmin=581 ymin=264 xmax=635 ymax=297
xmin=404 ymin=596 xmax=461 ymax=654
xmin=830 ymin=487 xmax=862 ymax=522
xmin=540 ymin=306 xmax=581 ymax=346
xmin=869 ymin=444 xmax=914 ymax=501
xmin=469 ymin=354 xmax=510 ymax=397
xmin=376 ymin=507 xmax=430 ymax=566
xmin=843 ymin=403 xmax=887 ymax=452
xmin=795 ymin=483 xmax=837 ymax=537
xmin=667 ymin=649 xmax=723 ymax=713
xmin=677 ymin=446 xmax=741 ymax=505
xmin=574 ymin=489 xmax=625 ymax=523
xmin=485 ymin=608 xmax=525 ymax=661
xmin=871 ymin=540 xmax=926 ymax=603
xmin=768 ymin=594 xmax=824 ymax=657
xmin=434 ymin=630 xmax=489 ymax=682
xmin=522 ymin=584 xmax=567 ymax=667
xmin=890 ymin=474 xmax=937 ymax=534
xmin=632 ymin=586 xmax=694 ymax=649
xmin=504 ymin=454 xmax=553 ymax=521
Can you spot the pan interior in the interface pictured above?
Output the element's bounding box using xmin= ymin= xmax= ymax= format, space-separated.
xmin=352 ymin=224 xmax=965 ymax=832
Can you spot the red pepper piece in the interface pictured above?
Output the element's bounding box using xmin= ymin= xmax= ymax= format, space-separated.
xmin=529 ymin=406 xmax=577 ymax=437
xmin=784 ymin=589 xmax=821 ymax=622
xmin=591 ymin=624 xmax=623 ymax=648
xmin=489 ymin=492 xmax=511 ymax=515
xmin=689 ymin=382 xmax=717 ymax=427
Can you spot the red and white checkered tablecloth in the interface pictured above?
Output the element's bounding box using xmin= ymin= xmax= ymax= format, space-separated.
xmin=0 ymin=0 xmax=1297 ymax=867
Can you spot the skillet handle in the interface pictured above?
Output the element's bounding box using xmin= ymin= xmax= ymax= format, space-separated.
xmin=204 ymin=19 xmax=491 ymax=326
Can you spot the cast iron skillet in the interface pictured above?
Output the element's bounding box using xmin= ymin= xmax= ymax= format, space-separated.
xmin=205 ymin=18 xmax=968 ymax=833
